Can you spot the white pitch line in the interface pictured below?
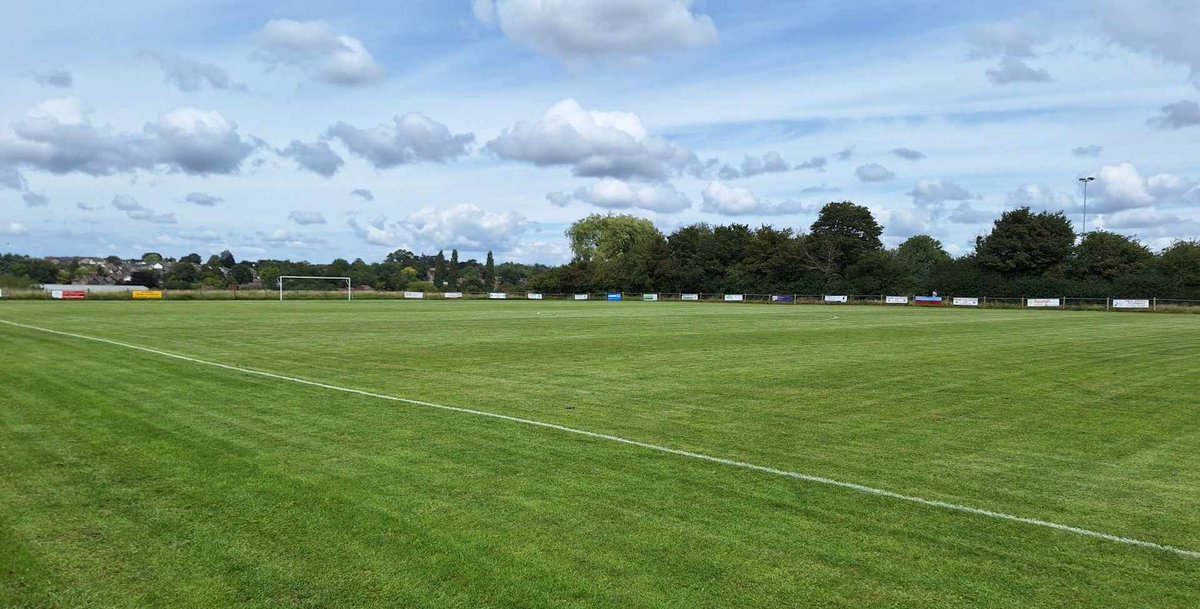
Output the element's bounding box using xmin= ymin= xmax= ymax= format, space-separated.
xmin=3 ymin=317 xmax=1198 ymax=560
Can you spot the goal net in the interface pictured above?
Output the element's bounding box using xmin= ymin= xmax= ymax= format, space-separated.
xmin=278 ymin=276 xmax=352 ymax=301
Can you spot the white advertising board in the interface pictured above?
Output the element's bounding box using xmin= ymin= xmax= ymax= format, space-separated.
xmin=824 ymin=295 xmax=848 ymax=303
xmin=952 ymin=297 xmax=979 ymax=307
xmin=724 ymin=294 xmax=744 ymax=302
xmin=1027 ymin=298 xmax=1061 ymax=307
xmin=1112 ymin=299 xmax=1150 ymax=309
xmin=51 ymin=290 xmax=64 ymax=300
xmin=403 ymin=291 xmax=424 ymax=299
xmin=488 ymin=292 xmax=508 ymax=300
xmin=443 ymin=292 xmax=463 ymax=299
xmin=885 ymin=296 xmax=909 ymax=304
xmin=682 ymin=293 xmax=699 ymax=301
xmin=643 ymin=293 xmax=659 ymax=301
xmin=526 ymin=293 xmax=543 ymax=300
xmin=574 ymin=294 xmax=589 ymax=300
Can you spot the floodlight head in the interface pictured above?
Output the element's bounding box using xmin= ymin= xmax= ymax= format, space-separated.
xmin=1078 ymin=176 xmax=1095 ymax=182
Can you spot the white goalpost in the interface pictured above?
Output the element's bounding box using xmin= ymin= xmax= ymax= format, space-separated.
xmin=277 ymin=276 xmax=352 ymax=301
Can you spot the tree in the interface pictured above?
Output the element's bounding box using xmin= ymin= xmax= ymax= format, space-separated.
xmin=180 ymin=253 xmax=202 ymax=264
xmin=1067 ymin=231 xmax=1152 ymax=280
xmin=165 ymin=261 xmax=200 ymax=288
xmin=433 ymin=250 xmax=448 ymax=288
xmin=483 ymin=251 xmax=496 ymax=289
xmin=1158 ymin=240 xmax=1200 ymax=291
xmin=218 ymin=250 xmax=236 ymax=269
xmin=448 ymin=249 xmax=460 ymax=291
xmin=142 ymin=252 xmax=163 ymax=263
xmin=104 ymin=255 xmax=123 ymax=265
xmin=897 ymin=235 xmax=951 ymax=287
xmin=807 ymin=202 xmax=883 ymax=273
xmin=975 ymin=208 xmax=1074 ymax=276
xmin=567 ymin=214 xmax=663 ymax=264
xmin=229 ymin=263 xmax=254 ymax=286
xmin=130 ymin=269 xmax=160 ymax=288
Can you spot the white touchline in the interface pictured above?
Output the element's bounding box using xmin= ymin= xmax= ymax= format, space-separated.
xmin=3 ymin=318 xmax=1198 ymax=560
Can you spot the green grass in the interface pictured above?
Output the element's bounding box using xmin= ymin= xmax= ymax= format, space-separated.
xmin=2 ymin=300 xmax=1198 ymax=608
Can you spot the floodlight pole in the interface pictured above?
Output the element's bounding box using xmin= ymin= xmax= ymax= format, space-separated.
xmin=1078 ymin=176 xmax=1095 ymax=235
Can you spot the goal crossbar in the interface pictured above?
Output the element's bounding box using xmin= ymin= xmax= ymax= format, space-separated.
xmin=278 ymin=276 xmax=352 ymax=301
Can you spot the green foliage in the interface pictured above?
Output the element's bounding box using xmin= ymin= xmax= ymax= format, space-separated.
xmin=218 ymin=250 xmax=236 ymax=269
xmin=975 ymin=208 xmax=1075 ymax=276
xmin=141 ymin=252 xmax=163 ymax=263
xmin=448 ymin=249 xmax=460 ymax=291
xmin=1067 ymin=231 xmax=1153 ymax=280
xmin=433 ymin=251 xmax=448 ymax=289
xmin=807 ymin=201 xmax=883 ymax=273
xmin=566 ymin=213 xmax=663 ymax=264
xmin=180 ymin=253 xmax=202 ymax=264
xmin=229 ymin=263 xmax=254 ymax=286
xmin=483 ymin=251 xmax=496 ymax=289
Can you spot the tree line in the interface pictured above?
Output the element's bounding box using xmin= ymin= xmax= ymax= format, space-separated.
xmin=0 ymin=249 xmax=549 ymax=293
xmin=3 ymin=201 xmax=1197 ymax=299
xmin=525 ymin=203 xmax=1200 ymax=299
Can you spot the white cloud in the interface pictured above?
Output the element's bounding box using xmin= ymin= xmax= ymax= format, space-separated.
xmin=1072 ymin=145 xmax=1103 ymax=157
xmin=968 ymin=19 xmax=1053 ymax=85
xmin=550 ymin=178 xmax=691 ymax=212
xmin=255 ymin=19 xmax=383 ymax=85
xmin=1007 ymin=184 xmax=1074 ymax=212
xmin=398 ymin=204 xmax=532 ymax=251
xmin=907 ymin=179 xmax=976 ymax=208
xmin=795 ymin=156 xmax=827 ymax=171
xmin=855 ymin=163 xmax=895 ymax=182
xmin=348 ymin=216 xmax=398 ymax=246
xmin=700 ymin=181 xmax=811 ymax=216
xmin=22 ymin=191 xmax=49 ymax=207
xmin=890 ymin=147 xmax=925 ymax=161
xmin=350 ymin=188 xmax=374 ymax=201
xmin=473 ymin=0 xmax=717 ymax=64
xmin=0 ymin=221 xmax=28 ymax=235
xmin=985 ymin=57 xmax=1052 ymax=85
xmin=326 ymin=113 xmax=474 ymax=169
xmin=185 ymin=192 xmax=222 ymax=206
xmin=32 ymin=69 xmax=72 ymax=88
xmin=1091 ymin=163 xmax=1195 ymax=212
xmin=147 ymin=107 xmax=257 ymax=175
xmin=0 ymin=165 xmax=24 ymax=190
xmin=0 ymin=98 xmax=257 ymax=177
xmin=718 ymin=151 xmax=790 ymax=179
xmin=279 ymin=139 xmax=345 ymax=176
xmin=110 ymin=194 xmax=176 ymax=224
xmin=147 ymin=53 xmax=246 ymax=92
xmin=1099 ymin=0 xmax=1200 ymax=86
xmin=485 ymin=99 xmax=704 ymax=181
xmin=288 ymin=210 xmax=327 ymax=225
xmin=1147 ymin=100 xmax=1200 ymax=129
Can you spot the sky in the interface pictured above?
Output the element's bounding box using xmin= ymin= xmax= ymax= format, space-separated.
xmin=1 ymin=0 xmax=1198 ymax=263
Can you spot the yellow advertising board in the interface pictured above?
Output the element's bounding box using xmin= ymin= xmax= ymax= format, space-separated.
xmin=132 ymin=291 xmax=164 ymax=300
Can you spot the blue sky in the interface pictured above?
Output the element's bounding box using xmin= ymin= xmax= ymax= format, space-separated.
xmin=2 ymin=0 xmax=1198 ymax=263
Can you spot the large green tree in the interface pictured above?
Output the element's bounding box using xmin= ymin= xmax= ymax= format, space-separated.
xmin=807 ymin=202 xmax=883 ymax=273
xmin=975 ymin=208 xmax=1074 ymax=276
xmin=1067 ymin=231 xmax=1152 ymax=280
xmin=483 ymin=251 xmax=495 ymax=289
xmin=448 ymin=249 xmax=460 ymax=290
xmin=896 ymin=235 xmax=951 ymax=286
xmin=433 ymin=251 xmax=448 ymax=288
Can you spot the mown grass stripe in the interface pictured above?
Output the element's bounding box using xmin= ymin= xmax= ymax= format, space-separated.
xmin=3 ymin=317 xmax=1197 ymax=560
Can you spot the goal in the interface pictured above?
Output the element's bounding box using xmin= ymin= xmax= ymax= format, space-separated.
xmin=277 ymin=276 xmax=352 ymax=301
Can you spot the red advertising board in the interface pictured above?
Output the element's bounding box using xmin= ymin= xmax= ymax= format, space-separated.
xmin=61 ymin=291 xmax=87 ymax=300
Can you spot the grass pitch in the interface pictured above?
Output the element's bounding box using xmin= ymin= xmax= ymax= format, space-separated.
xmin=2 ymin=300 xmax=1198 ymax=608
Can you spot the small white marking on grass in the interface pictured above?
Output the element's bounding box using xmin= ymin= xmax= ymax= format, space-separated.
xmin=2 ymin=317 xmax=1197 ymax=560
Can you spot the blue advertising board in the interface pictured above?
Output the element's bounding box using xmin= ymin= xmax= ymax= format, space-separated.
xmin=607 ymin=293 xmax=622 ymax=301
